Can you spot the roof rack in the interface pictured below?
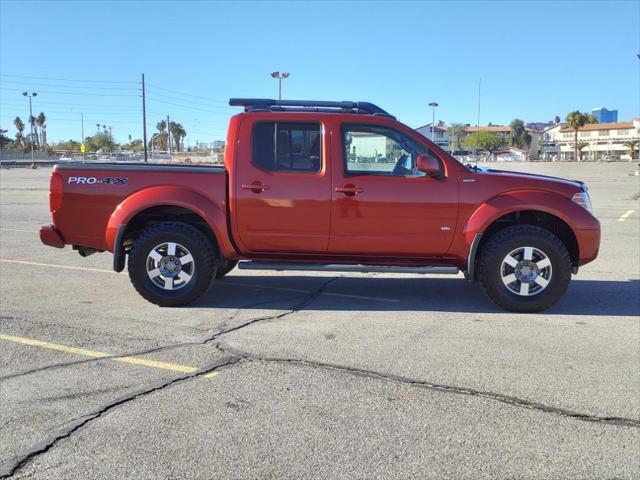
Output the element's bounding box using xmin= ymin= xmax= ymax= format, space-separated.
xmin=228 ymin=98 xmax=395 ymax=119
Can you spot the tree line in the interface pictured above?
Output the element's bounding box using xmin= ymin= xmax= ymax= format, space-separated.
xmin=0 ymin=113 xmax=48 ymax=151
xmin=0 ymin=116 xmax=189 ymax=155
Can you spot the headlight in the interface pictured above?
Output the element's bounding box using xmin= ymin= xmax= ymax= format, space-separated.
xmin=572 ymin=191 xmax=593 ymax=214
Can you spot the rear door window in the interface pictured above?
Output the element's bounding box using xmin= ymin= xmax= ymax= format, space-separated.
xmin=252 ymin=122 xmax=321 ymax=173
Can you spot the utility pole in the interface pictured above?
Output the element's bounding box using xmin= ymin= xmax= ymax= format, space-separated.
xmin=22 ymin=91 xmax=37 ymax=168
xmin=109 ymin=126 xmax=113 ymax=156
xmin=81 ymin=112 xmax=85 ymax=163
xmin=167 ymin=115 xmax=171 ymax=159
xmin=142 ymin=73 xmax=148 ymax=163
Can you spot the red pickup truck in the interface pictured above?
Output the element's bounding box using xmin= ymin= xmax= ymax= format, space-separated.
xmin=40 ymin=99 xmax=600 ymax=312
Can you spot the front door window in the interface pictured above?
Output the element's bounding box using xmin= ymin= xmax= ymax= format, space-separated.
xmin=343 ymin=125 xmax=428 ymax=177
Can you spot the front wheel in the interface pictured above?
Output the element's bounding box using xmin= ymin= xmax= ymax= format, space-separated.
xmin=128 ymin=222 xmax=217 ymax=306
xmin=477 ymin=225 xmax=572 ymax=312
xmin=215 ymin=259 xmax=238 ymax=278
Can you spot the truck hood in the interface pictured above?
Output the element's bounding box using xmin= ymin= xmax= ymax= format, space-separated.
xmin=474 ymin=166 xmax=585 ymax=192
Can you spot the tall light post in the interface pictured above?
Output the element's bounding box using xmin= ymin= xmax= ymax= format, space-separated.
xmin=80 ymin=112 xmax=85 ymax=163
xmin=428 ymin=102 xmax=438 ymax=143
xmin=271 ymin=71 xmax=290 ymax=100
xmin=22 ymin=91 xmax=37 ymax=168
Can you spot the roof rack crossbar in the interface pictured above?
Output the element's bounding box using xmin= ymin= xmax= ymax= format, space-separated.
xmin=228 ymin=98 xmax=395 ymax=118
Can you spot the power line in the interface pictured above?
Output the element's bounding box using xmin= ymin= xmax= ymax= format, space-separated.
xmin=147 ymin=84 xmax=230 ymax=106
xmin=1 ymin=80 xmax=139 ymax=91
xmin=146 ymin=95 xmax=230 ymax=115
xmin=146 ymin=91 xmax=232 ymax=112
xmin=0 ymin=114 xmax=140 ymax=124
xmin=1 ymin=73 xmax=138 ymax=84
xmin=0 ymin=87 xmax=139 ymax=97
xmin=1 ymin=100 xmax=141 ymax=112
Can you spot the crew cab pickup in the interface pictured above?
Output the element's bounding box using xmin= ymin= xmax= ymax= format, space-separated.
xmin=40 ymin=99 xmax=600 ymax=312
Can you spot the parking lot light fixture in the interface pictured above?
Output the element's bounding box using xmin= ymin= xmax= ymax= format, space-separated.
xmin=271 ymin=71 xmax=290 ymax=100
xmin=428 ymin=102 xmax=438 ymax=143
xmin=22 ymin=91 xmax=38 ymax=168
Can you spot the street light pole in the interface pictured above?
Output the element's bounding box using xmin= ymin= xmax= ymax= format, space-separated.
xmin=428 ymin=102 xmax=438 ymax=144
xmin=270 ymin=71 xmax=290 ymax=100
xmin=22 ymin=91 xmax=37 ymax=168
xmin=81 ymin=112 xmax=85 ymax=163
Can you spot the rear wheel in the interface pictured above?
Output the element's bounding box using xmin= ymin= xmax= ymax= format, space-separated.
xmin=477 ymin=225 xmax=572 ymax=312
xmin=128 ymin=222 xmax=217 ymax=306
xmin=215 ymin=259 xmax=238 ymax=278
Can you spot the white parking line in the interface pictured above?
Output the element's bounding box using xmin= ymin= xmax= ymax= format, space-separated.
xmin=0 ymin=228 xmax=36 ymax=233
xmin=222 ymin=280 xmax=398 ymax=303
xmin=617 ymin=210 xmax=635 ymax=222
xmin=0 ymin=259 xmax=115 ymax=274
xmin=0 ymin=259 xmax=399 ymax=303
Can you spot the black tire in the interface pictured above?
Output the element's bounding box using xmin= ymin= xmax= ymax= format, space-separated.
xmin=128 ymin=222 xmax=217 ymax=307
xmin=477 ymin=225 xmax=572 ymax=313
xmin=215 ymin=259 xmax=238 ymax=279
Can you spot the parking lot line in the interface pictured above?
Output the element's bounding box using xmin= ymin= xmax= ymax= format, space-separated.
xmin=0 ymin=227 xmax=36 ymax=233
xmin=222 ymin=280 xmax=399 ymax=303
xmin=0 ymin=258 xmax=399 ymax=303
xmin=617 ymin=209 xmax=635 ymax=222
xmin=0 ymin=259 xmax=115 ymax=274
xmin=0 ymin=333 xmax=199 ymax=374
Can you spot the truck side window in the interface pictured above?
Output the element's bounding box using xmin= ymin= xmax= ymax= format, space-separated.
xmin=252 ymin=122 xmax=321 ymax=173
xmin=342 ymin=124 xmax=428 ymax=177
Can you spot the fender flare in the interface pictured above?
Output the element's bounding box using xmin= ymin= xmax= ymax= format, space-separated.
xmin=105 ymin=185 xmax=233 ymax=269
xmin=461 ymin=190 xmax=587 ymax=278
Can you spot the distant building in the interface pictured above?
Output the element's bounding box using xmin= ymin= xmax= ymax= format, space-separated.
xmin=415 ymin=124 xmax=451 ymax=151
xmin=526 ymin=121 xmax=555 ymax=132
xmin=463 ymin=125 xmax=541 ymax=159
xmin=415 ymin=124 xmax=541 ymax=158
xmin=541 ymin=119 xmax=639 ymax=161
xmin=592 ymin=107 xmax=618 ymax=123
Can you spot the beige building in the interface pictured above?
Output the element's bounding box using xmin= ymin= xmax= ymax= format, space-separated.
xmin=542 ymin=119 xmax=639 ymax=161
xmin=463 ymin=126 xmax=541 ymax=159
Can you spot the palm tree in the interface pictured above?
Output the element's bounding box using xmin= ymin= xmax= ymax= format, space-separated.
xmin=566 ymin=111 xmax=596 ymax=161
xmin=156 ymin=120 xmax=167 ymax=150
xmin=169 ymin=121 xmax=186 ymax=152
xmin=14 ymin=116 xmax=25 ymax=148
xmin=509 ymin=119 xmax=530 ymax=149
xmin=623 ymin=140 xmax=638 ymax=162
xmin=576 ymin=141 xmax=589 ymax=161
xmin=27 ymin=114 xmax=39 ymax=149
xmin=36 ymin=112 xmax=46 ymax=149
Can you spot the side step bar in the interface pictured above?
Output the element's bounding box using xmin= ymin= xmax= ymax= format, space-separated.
xmin=237 ymin=261 xmax=459 ymax=275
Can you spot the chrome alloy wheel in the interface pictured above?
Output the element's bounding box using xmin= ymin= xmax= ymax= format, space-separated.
xmin=500 ymin=246 xmax=552 ymax=297
xmin=146 ymin=242 xmax=195 ymax=291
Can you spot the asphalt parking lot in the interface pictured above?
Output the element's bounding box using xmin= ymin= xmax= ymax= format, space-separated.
xmin=0 ymin=162 xmax=639 ymax=479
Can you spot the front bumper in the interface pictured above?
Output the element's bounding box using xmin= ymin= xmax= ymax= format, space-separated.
xmin=577 ymin=228 xmax=600 ymax=266
xmin=39 ymin=224 xmax=65 ymax=248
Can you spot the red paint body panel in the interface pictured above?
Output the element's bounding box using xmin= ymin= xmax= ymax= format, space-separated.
xmin=39 ymin=224 xmax=65 ymax=248
xmin=41 ymin=109 xmax=601 ymax=271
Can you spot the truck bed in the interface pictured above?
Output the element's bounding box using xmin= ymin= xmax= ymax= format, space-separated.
xmin=50 ymin=162 xmax=227 ymax=251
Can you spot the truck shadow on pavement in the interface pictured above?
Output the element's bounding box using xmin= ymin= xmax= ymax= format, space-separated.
xmin=200 ymin=276 xmax=640 ymax=316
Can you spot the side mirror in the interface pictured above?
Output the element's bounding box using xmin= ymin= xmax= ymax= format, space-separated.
xmin=416 ymin=154 xmax=441 ymax=176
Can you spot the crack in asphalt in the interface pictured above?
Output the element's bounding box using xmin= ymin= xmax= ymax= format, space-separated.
xmin=215 ymin=343 xmax=640 ymax=429
xmin=0 ymin=357 xmax=240 ymax=479
xmin=1 ymin=278 xmax=337 ymax=478
xmin=4 ymin=273 xmax=639 ymax=479
xmin=0 ymin=291 xmax=312 ymax=383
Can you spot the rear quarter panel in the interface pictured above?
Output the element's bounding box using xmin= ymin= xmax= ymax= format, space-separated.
xmin=51 ymin=164 xmax=230 ymax=253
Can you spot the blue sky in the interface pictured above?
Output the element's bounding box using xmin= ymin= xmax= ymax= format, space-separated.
xmin=1 ymin=0 xmax=638 ymax=144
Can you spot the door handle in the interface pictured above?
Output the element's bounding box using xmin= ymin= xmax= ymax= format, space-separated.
xmin=241 ymin=181 xmax=270 ymax=193
xmin=335 ymin=184 xmax=363 ymax=197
